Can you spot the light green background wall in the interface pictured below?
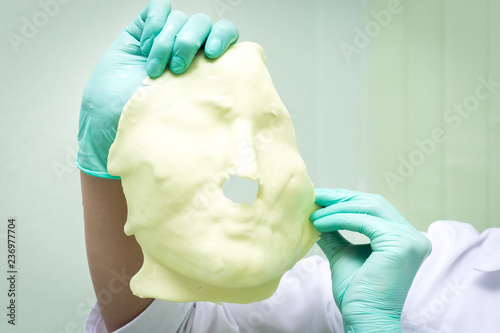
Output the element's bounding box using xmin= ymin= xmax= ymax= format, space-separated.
xmin=0 ymin=0 xmax=497 ymax=332
xmin=368 ymin=0 xmax=500 ymax=232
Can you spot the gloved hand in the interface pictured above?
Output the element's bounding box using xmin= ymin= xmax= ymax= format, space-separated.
xmin=76 ymin=0 xmax=239 ymax=178
xmin=310 ymin=189 xmax=432 ymax=333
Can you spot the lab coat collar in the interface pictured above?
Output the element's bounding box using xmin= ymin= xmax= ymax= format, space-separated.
xmin=473 ymin=229 xmax=500 ymax=273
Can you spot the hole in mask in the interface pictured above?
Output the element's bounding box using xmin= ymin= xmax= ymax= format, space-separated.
xmin=222 ymin=176 xmax=259 ymax=204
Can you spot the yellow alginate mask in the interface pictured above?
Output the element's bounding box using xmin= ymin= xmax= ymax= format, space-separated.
xmin=108 ymin=42 xmax=320 ymax=304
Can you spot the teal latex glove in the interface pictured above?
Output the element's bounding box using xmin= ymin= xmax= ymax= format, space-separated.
xmin=310 ymin=189 xmax=432 ymax=333
xmin=76 ymin=0 xmax=239 ymax=178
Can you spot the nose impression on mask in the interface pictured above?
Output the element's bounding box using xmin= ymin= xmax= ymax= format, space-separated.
xmin=222 ymin=175 xmax=259 ymax=204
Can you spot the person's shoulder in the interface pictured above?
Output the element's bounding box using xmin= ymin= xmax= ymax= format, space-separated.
xmin=426 ymin=220 xmax=483 ymax=235
xmin=402 ymin=220 xmax=500 ymax=332
xmin=421 ymin=220 xmax=500 ymax=272
xmin=424 ymin=220 xmax=500 ymax=250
